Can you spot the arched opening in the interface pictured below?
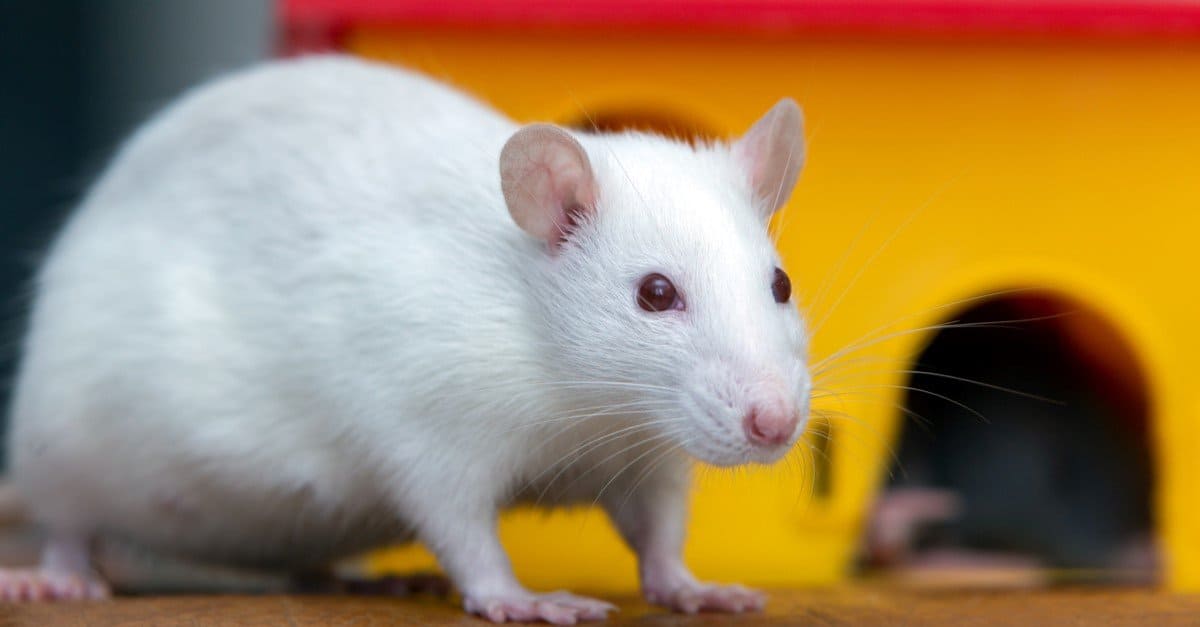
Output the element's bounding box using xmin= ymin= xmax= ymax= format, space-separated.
xmin=862 ymin=291 xmax=1156 ymax=587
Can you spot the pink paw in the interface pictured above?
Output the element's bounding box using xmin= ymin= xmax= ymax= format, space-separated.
xmin=645 ymin=581 xmax=765 ymax=614
xmin=465 ymin=591 xmax=616 ymax=624
xmin=0 ymin=568 xmax=110 ymax=602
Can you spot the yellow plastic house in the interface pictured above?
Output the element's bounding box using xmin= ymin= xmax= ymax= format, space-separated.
xmin=283 ymin=0 xmax=1200 ymax=592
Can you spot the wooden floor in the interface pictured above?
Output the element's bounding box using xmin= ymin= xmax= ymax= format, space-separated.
xmin=4 ymin=587 xmax=1200 ymax=626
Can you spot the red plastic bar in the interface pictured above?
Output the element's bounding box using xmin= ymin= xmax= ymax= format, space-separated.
xmin=281 ymin=0 xmax=1200 ymax=38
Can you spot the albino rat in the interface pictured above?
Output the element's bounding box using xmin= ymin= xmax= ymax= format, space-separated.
xmin=1 ymin=55 xmax=810 ymax=623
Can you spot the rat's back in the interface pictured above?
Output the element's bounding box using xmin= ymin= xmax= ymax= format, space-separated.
xmin=6 ymin=56 xmax=526 ymax=569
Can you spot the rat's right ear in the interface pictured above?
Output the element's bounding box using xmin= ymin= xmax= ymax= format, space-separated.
xmin=500 ymin=124 xmax=597 ymax=252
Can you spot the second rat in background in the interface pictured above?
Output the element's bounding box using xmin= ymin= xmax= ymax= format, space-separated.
xmin=864 ymin=298 xmax=1155 ymax=584
xmin=2 ymin=56 xmax=811 ymax=623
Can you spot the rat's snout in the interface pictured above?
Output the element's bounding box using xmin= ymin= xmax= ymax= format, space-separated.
xmin=743 ymin=405 xmax=801 ymax=447
xmin=741 ymin=381 xmax=808 ymax=449
xmin=682 ymin=359 xmax=810 ymax=466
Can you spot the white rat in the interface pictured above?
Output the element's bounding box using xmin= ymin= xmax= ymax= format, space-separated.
xmin=1 ymin=55 xmax=810 ymax=623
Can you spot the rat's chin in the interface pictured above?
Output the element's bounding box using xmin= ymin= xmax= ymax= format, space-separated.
xmin=690 ymin=448 xmax=791 ymax=468
xmin=740 ymin=443 xmax=797 ymax=467
xmin=680 ymin=434 xmax=795 ymax=468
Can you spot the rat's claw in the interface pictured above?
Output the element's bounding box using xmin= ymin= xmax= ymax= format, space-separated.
xmin=465 ymin=590 xmax=616 ymax=624
xmin=541 ymin=592 xmax=617 ymax=620
xmin=645 ymin=581 xmax=765 ymax=614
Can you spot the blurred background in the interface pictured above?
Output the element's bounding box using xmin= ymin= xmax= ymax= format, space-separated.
xmin=0 ymin=2 xmax=271 ymax=465
xmin=3 ymin=0 xmax=1198 ymax=594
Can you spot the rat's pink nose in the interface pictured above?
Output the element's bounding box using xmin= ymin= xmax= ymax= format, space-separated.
xmin=743 ymin=405 xmax=799 ymax=447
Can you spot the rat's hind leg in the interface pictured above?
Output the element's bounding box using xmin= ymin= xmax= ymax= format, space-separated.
xmin=0 ymin=533 xmax=109 ymax=601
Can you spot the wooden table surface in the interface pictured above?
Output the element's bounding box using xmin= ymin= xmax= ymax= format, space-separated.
xmin=3 ymin=587 xmax=1200 ymax=626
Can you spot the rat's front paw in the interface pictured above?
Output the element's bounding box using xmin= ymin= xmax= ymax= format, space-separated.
xmin=464 ymin=590 xmax=616 ymax=624
xmin=0 ymin=568 xmax=110 ymax=602
xmin=645 ymin=581 xmax=765 ymax=614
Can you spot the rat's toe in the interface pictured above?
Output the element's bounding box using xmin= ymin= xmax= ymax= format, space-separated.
xmin=0 ymin=568 xmax=110 ymax=602
xmin=466 ymin=590 xmax=615 ymax=624
xmin=647 ymin=581 xmax=765 ymax=614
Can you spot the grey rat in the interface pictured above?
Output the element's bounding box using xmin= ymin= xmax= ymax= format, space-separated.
xmin=870 ymin=298 xmax=1154 ymax=581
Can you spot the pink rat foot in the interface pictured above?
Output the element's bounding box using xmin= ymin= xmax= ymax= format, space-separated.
xmin=645 ymin=581 xmax=766 ymax=614
xmin=464 ymin=590 xmax=616 ymax=624
xmin=0 ymin=568 xmax=110 ymax=602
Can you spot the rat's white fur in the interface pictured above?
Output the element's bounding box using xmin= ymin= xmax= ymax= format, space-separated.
xmin=4 ymin=56 xmax=809 ymax=618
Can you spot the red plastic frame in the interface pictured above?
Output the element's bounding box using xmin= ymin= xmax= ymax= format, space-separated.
xmin=281 ymin=0 xmax=1200 ymax=38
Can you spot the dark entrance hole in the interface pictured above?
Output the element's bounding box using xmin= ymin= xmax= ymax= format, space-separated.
xmin=864 ymin=292 xmax=1156 ymax=586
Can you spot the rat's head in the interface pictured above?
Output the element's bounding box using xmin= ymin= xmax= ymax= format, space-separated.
xmin=500 ymin=100 xmax=809 ymax=467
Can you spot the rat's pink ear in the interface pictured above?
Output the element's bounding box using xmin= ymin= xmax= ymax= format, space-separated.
xmin=733 ymin=98 xmax=805 ymax=218
xmin=500 ymin=124 xmax=598 ymax=251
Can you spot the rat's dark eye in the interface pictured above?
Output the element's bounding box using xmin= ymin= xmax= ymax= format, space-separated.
xmin=772 ymin=267 xmax=791 ymax=304
xmin=637 ymin=273 xmax=681 ymax=312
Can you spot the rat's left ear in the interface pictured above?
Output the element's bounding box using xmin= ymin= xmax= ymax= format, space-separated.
xmin=500 ymin=124 xmax=598 ymax=253
xmin=733 ymin=98 xmax=805 ymax=219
